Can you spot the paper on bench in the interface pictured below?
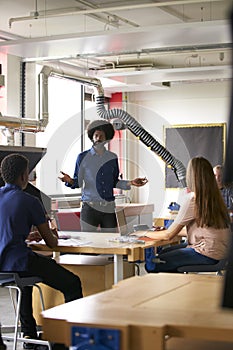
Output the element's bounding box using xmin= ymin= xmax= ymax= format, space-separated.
xmin=58 ymin=238 xmax=92 ymax=246
xmin=28 ymin=238 xmax=92 ymax=247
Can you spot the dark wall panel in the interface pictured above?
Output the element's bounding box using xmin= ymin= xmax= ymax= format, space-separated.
xmin=165 ymin=124 xmax=226 ymax=188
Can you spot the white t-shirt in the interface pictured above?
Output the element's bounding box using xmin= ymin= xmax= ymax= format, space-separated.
xmin=173 ymin=192 xmax=230 ymax=260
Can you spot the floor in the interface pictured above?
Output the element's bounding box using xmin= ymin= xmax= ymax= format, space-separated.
xmin=0 ymin=287 xmax=22 ymax=350
xmin=0 ymin=285 xmax=54 ymax=350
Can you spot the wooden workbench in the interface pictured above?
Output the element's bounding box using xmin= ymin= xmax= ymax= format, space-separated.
xmin=31 ymin=231 xmax=180 ymax=325
xmin=41 ymin=273 xmax=233 ymax=350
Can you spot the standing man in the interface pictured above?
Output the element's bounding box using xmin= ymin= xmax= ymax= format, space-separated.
xmin=59 ymin=119 xmax=148 ymax=232
xmin=0 ymin=154 xmax=83 ymax=344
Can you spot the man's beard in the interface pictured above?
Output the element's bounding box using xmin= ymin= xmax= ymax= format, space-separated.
xmin=93 ymin=141 xmax=107 ymax=150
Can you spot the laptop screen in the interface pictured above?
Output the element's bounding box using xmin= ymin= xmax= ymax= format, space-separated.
xmin=116 ymin=209 xmax=129 ymax=235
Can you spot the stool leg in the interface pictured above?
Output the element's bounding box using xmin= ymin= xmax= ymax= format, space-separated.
xmin=8 ymin=285 xmax=22 ymax=350
xmin=33 ymin=285 xmax=45 ymax=311
xmin=33 ymin=285 xmax=52 ymax=350
xmin=2 ymin=281 xmax=52 ymax=350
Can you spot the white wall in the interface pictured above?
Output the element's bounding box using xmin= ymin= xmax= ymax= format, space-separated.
xmin=126 ymin=81 xmax=231 ymax=219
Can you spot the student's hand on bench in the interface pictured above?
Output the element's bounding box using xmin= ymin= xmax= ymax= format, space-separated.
xmin=26 ymin=230 xmax=42 ymax=242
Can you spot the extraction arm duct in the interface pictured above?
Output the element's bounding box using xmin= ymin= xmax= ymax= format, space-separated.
xmin=95 ymin=91 xmax=186 ymax=187
xmin=39 ymin=65 xmax=186 ymax=187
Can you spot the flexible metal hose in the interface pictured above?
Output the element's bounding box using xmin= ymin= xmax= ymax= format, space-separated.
xmin=95 ymin=94 xmax=186 ymax=187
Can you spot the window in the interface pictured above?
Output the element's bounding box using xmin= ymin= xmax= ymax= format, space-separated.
xmin=36 ymin=76 xmax=83 ymax=195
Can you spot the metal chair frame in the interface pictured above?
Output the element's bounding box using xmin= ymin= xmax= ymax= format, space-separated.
xmin=0 ymin=273 xmax=51 ymax=350
xmin=177 ymin=258 xmax=228 ymax=275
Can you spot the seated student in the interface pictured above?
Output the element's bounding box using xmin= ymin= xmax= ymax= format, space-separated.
xmin=145 ymin=156 xmax=230 ymax=273
xmin=0 ymin=154 xmax=83 ymax=346
xmin=213 ymin=164 xmax=233 ymax=211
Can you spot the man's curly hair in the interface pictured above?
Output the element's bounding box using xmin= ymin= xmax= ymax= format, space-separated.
xmin=87 ymin=119 xmax=115 ymax=141
xmin=0 ymin=154 xmax=28 ymax=184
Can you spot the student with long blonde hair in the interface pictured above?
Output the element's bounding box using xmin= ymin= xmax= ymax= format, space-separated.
xmin=146 ymin=156 xmax=230 ymax=273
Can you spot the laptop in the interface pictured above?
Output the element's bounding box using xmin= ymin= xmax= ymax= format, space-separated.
xmin=115 ymin=209 xmax=129 ymax=235
xmin=116 ymin=209 xmax=149 ymax=236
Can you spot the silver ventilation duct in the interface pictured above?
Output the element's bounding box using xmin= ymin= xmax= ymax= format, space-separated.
xmin=95 ymin=94 xmax=186 ymax=187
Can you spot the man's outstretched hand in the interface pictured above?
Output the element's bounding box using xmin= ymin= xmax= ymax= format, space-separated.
xmin=58 ymin=171 xmax=73 ymax=185
xmin=131 ymin=177 xmax=148 ymax=187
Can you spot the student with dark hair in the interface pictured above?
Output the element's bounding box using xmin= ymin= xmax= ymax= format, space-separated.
xmin=59 ymin=119 xmax=148 ymax=232
xmin=0 ymin=154 xmax=83 ymax=347
xmin=145 ymin=156 xmax=230 ymax=273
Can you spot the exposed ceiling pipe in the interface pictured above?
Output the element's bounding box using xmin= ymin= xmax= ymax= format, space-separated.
xmin=75 ymin=43 xmax=232 ymax=60
xmin=0 ymin=64 xmax=103 ymax=139
xmin=29 ymin=8 xmax=122 ymax=29
xmin=0 ymin=30 xmax=25 ymax=41
xmin=38 ymin=65 xmax=103 ymax=121
xmin=74 ymin=0 xmax=139 ymax=28
xmin=9 ymin=0 xmax=222 ymax=28
xmin=0 ymin=64 xmax=49 ymax=137
xmin=99 ymin=64 xmax=232 ymax=77
xmin=0 ymin=113 xmax=48 ymax=142
xmin=0 ymin=116 xmax=46 ymax=129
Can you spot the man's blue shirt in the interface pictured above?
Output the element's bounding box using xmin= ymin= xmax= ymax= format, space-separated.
xmin=66 ymin=147 xmax=130 ymax=201
xmin=221 ymin=185 xmax=233 ymax=210
xmin=0 ymin=183 xmax=46 ymax=271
